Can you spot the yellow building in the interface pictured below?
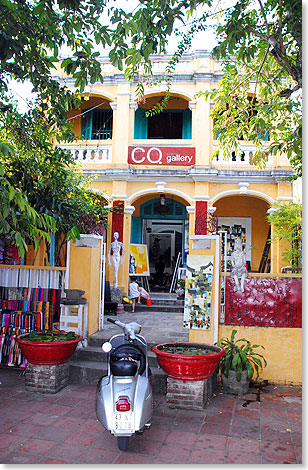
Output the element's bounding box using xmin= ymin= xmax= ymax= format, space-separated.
xmin=54 ymin=51 xmax=301 ymax=384
xmin=56 ymin=50 xmax=295 ymax=293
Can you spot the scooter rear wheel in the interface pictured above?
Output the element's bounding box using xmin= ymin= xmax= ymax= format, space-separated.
xmin=117 ymin=436 xmax=130 ymax=451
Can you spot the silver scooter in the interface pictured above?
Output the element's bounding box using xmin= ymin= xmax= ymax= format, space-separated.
xmin=96 ymin=318 xmax=153 ymax=451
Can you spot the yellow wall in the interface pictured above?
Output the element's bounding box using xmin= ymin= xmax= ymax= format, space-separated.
xmin=191 ymin=324 xmax=302 ymax=384
xmin=69 ymin=240 xmax=102 ymax=335
xmin=215 ymin=195 xmax=269 ymax=271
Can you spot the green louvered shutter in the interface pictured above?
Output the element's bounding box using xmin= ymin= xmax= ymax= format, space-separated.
xmin=134 ymin=108 xmax=148 ymax=139
xmin=182 ymin=108 xmax=192 ymax=139
xmin=81 ymin=109 xmax=93 ymax=139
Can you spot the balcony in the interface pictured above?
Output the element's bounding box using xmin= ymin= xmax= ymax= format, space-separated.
xmin=59 ymin=142 xmax=112 ymax=164
xmin=212 ymin=143 xmax=272 ymax=166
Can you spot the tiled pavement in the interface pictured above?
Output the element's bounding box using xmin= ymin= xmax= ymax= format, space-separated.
xmin=0 ymin=369 xmax=302 ymax=464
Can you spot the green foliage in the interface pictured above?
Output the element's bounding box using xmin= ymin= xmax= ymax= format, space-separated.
xmin=135 ymin=0 xmax=302 ymax=178
xmin=267 ymin=202 xmax=302 ymax=268
xmin=0 ymin=103 xmax=111 ymax=263
xmin=22 ymin=330 xmax=79 ymax=342
xmin=216 ymin=329 xmax=267 ymax=382
xmin=207 ymin=0 xmax=302 ymax=178
xmin=0 ymin=0 xmax=207 ymax=256
xmin=0 ymin=163 xmax=55 ymax=258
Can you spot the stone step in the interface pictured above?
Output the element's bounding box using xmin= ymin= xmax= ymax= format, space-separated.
xmin=68 ymin=358 xmax=167 ymax=394
xmin=148 ymin=299 xmax=184 ymax=305
xmin=124 ymin=304 xmax=184 ymax=313
xmin=73 ymin=346 xmax=161 ymax=368
xmin=87 ymin=334 xmax=189 ymax=350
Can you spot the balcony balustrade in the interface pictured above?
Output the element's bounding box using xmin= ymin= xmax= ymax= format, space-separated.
xmin=59 ymin=143 xmax=112 ymax=164
xmin=212 ymin=144 xmax=272 ymax=166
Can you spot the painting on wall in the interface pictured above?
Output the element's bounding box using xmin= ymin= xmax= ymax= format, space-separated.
xmin=129 ymin=244 xmax=150 ymax=276
xmin=183 ymin=255 xmax=214 ymax=330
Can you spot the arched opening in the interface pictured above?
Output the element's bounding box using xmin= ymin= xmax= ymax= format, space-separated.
xmin=130 ymin=195 xmax=189 ymax=292
xmin=215 ymin=195 xmax=270 ymax=272
xmin=67 ymin=95 xmax=114 ymax=140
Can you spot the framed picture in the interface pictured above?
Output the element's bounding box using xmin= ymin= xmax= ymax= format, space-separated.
xmin=129 ymin=244 xmax=150 ymax=276
xmin=183 ymin=255 xmax=214 ymax=330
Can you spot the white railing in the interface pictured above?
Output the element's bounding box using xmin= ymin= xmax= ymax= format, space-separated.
xmin=0 ymin=265 xmax=66 ymax=290
xmin=212 ymin=144 xmax=272 ymax=166
xmin=59 ymin=143 xmax=112 ymax=164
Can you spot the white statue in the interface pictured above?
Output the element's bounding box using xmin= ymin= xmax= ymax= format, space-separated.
xmin=231 ymin=238 xmax=247 ymax=293
xmin=108 ymin=232 xmax=125 ymax=288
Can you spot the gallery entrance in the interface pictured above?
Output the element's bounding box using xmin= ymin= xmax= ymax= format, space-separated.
xmin=145 ymin=219 xmax=185 ymax=291
xmin=130 ymin=197 xmax=189 ymax=292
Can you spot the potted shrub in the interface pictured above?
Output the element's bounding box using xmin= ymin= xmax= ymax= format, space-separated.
xmin=16 ymin=330 xmax=82 ymax=366
xmin=216 ymin=329 xmax=267 ymax=395
xmin=152 ymin=342 xmax=225 ymax=381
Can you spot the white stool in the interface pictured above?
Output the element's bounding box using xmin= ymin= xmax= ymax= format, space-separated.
xmin=60 ymin=303 xmax=88 ymax=339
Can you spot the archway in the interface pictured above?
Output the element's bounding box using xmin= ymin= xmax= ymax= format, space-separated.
xmin=130 ymin=195 xmax=189 ymax=292
xmin=214 ymin=195 xmax=270 ymax=272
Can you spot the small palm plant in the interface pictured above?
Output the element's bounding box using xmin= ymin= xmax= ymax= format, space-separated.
xmin=216 ymin=329 xmax=267 ymax=382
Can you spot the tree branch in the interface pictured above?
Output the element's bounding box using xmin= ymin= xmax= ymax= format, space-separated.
xmin=257 ymin=0 xmax=269 ymax=37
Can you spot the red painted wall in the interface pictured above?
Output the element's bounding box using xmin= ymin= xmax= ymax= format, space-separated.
xmin=111 ymin=200 xmax=124 ymax=242
xmin=225 ymin=277 xmax=302 ymax=328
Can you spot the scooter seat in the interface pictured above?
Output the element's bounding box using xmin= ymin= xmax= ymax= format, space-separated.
xmin=111 ymin=359 xmax=138 ymax=376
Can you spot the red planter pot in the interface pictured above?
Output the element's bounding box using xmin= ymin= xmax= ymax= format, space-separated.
xmin=152 ymin=342 xmax=225 ymax=381
xmin=16 ymin=334 xmax=82 ymax=366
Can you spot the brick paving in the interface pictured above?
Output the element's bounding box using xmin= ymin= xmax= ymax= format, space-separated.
xmin=0 ymin=368 xmax=302 ymax=464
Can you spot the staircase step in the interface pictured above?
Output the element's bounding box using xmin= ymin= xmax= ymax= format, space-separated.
xmin=68 ymin=299 xmax=186 ymax=394
xmin=73 ymin=346 xmax=161 ymax=368
xmin=125 ymin=305 xmax=184 ymax=313
xmin=68 ymin=358 xmax=167 ymax=393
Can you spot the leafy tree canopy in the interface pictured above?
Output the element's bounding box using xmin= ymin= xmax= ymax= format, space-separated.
xmin=181 ymin=0 xmax=301 ymax=177
xmin=0 ymin=0 xmax=208 ymax=255
xmin=0 ymin=0 xmax=302 ymax=256
xmin=137 ymin=0 xmax=301 ymax=178
xmin=267 ymin=202 xmax=302 ymax=268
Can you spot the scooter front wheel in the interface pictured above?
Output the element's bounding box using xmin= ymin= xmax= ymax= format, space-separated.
xmin=117 ymin=436 xmax=130 ymax=451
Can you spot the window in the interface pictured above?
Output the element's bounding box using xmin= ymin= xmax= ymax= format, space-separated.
xmin=81 ymin=109 xmax=113 ymax=140
xmin=134 ymin=108 xmax=192 ymax=139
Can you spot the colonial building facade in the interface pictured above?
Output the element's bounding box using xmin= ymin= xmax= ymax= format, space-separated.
xmin=56 ymin=50 xmax=295 ymax=294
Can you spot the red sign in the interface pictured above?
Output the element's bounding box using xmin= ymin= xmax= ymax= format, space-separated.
xmin=128 ymin=146 xmax=195 ymax=166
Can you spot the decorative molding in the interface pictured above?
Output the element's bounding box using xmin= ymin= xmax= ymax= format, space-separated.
xmin=277 ymin=197 xmax=293 ymax=201
xmin=129 ymin=101 xmax=138 ymax=110
xmin=155 ymin=181 xmax=167 ymax=191
xmin=188 ymin=101 xmax=197 ymax=110
xmin=186 ymin=206 xmax=195 ymax=214
xmin=127 ymin=187 xmax=194 ymax=205
xmin=111 ymin=195 xmax=127 ymax=200
xmin=193 ymin=195 xmax=210 ymax=200
xmin=210 ymin=189 xmax=276 ymax=205
xmin=208 ymin=207 xmax=216 ymax=214
xmin=124 ymin=205 xmax=136 ymax=215
xmin=238 ymin=182 xmax=249 ymax=193
xmin=109 ymin=102 xmax=117 ymax=110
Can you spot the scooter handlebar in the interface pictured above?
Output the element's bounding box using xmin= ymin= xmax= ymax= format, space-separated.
xmin=107 ymin=318 xmax=117 ymax=324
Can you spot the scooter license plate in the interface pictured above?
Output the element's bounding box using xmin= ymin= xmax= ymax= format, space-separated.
xmin=113 ymin=412 xmax=133 ymax=431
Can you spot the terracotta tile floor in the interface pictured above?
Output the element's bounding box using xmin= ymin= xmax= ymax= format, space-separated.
xmin=0 ymin=369 xmax=302 ymax=464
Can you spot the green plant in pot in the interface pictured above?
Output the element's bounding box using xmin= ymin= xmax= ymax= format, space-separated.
xmin=16 ymin=328 xmax=82 ymax=366
xmin=216 ymin=329 xmax=267 ymax=394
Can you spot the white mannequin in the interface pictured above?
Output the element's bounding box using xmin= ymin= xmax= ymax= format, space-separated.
xmin=231 ymin=238 xmax=247 ymax=293
xmin=108 ymin=232 xmax=125 ymax=288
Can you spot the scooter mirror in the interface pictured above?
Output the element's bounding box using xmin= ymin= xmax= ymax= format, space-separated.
xmin=102 ymin=342 xmax=112 ymax=353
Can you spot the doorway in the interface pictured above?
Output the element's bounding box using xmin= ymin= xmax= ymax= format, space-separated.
xmin=144 ymin=219 xmax=185 ymax=291
xmin=130 ymin=197 xmax=188 ymax=292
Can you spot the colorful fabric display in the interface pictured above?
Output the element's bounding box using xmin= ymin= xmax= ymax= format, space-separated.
xmin=0 ymin=285 xmax=62 ymax=368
